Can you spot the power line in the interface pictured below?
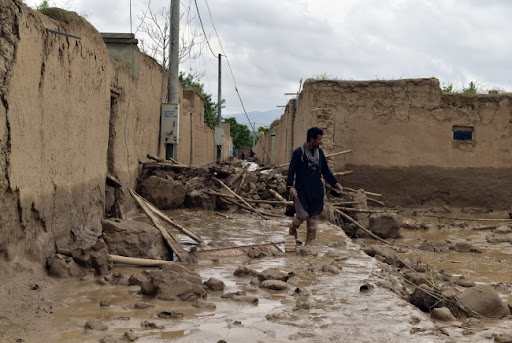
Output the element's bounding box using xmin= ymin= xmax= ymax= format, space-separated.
xmin=193 ymin=0 xmax=217 ymax=58
xmin=201 ymin=0 xmax=272 ymax=164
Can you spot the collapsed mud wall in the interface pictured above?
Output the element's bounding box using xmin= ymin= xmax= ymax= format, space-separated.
xmin=0 ymin=1 xmax=111 ymax=261
xmin=260 ymin=78 xmax=512 ymax=209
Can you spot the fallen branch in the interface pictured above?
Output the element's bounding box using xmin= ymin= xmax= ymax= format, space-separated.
xmin=133 ymin=191 xmax=203 ymax=244
xmin=146 ymin=154 xmax=164 ymax=163
xmin=418 ymin=214 xmax=512 ymax=222
xmin=343 ymin=187 xmax=382 ymax=198
xmin=334 ymin=171 xmax=353 ymax=177
xmin=110 ymin=254 xmax=175 ymax=266
xmin=221 ymin=197 xmax=283 ymax=218
xmin=335 ymin=206 xmax=398 ymax=214
xmin=140 ymin=162 xmax=190 ymax=169
xmin=213 ymin=177 xmax=266 ymax=220
xmin=472 ymin=222 xmax=512 ymax=230
xmin=367 ymin=197 xmax=385 ymax=206
xmin=236 ymin=165 xmax=249 ymax=194
xmin=129 ymin=189 xmax=197 ymax=264
xmin=270 ymin=149 xmax=353 ymax=170
xmin=269 ymin=189 xmax=288 ymax=203
xmin=207 ymin=190 xmax=291 ymax=205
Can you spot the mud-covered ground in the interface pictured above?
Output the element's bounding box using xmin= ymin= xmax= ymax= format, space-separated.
xmin=5 ymin=208 xmax=512 ymax=343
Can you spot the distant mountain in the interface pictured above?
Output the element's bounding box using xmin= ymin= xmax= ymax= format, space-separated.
xmin=222 ymin=109 xmax=283 ymax=130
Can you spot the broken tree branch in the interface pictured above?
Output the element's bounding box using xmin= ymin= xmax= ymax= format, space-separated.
xmin=343 ymin=187 xmax=382 ymax=198
xmin=335 ymin=207 xmax=398 ymax=214
xmin=213 ymin=177 xmax=267 ymax=220
xmin=129 ymin=189 xmax=197 ymax=264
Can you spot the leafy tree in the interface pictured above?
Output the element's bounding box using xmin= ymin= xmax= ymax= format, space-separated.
xmin=463 ymin=81 xmax=478 ymax=94
xmin=36 ymin=0 xmax=50 ymax=14
xmin=442 ymin=84 xmax=453 ymax=93
xmin=258 ymin=126 xmax=269 ymax=134
xmin=179 ymin=72 xmax=222 ymax=130
xmin=224 ymin=117 xmax=253 ymax=149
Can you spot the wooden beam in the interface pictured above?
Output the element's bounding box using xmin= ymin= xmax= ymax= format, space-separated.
xmin=110 ymin=254 xmax=176 ymax=266
xmin=129 ymin=189 xmax=197 ymax=264
xmin=213 ymin=177 xmax=267 ymax=220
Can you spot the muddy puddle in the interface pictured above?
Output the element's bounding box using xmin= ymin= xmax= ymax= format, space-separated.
xmin=45 ymin=209 xmax=512 ymax=342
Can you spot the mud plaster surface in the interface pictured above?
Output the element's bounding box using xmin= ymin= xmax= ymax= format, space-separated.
xmin=3 ymin=209 xmax=512 ymax=342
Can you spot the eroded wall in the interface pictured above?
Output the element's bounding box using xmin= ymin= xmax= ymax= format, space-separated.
xmin=1 ymin=2 xmax=111 ymax=260
xmin=261 ymin=78 xmax=512 ymax=209
xmin=0 ymin=1 xmax=230 ymax=264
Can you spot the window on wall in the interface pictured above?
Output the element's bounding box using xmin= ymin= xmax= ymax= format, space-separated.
xmin=452 ymin=125 xmax=474 ymax=141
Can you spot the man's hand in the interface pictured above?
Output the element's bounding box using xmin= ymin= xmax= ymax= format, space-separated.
xmin=289 ymin=187 xmax=298 ymax=200
xmin=335 ymin=183 xmax=343 ymax=194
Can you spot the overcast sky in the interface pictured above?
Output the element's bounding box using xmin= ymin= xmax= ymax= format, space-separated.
xmin=26 ymin=0 xmax=512 ymax=119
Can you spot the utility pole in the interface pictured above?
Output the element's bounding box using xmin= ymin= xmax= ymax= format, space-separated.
xmin=168 ymin=0 xmax=179 ymax=104
xmin=215 ymin=53 xmax=224 ymax=160
xmin=161 ymin=0 xmax=180 ymax=160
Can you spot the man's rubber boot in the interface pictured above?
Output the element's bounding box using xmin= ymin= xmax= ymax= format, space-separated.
xmin=289 ymin=217 xmax=303 ymax=245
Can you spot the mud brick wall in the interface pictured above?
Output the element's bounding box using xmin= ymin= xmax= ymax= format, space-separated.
xmin=0 ymin=1 xmax=231 ymax=263
xmin=0 ymin=2 xmax=111 ymax=261
xmin=261 ymin=78 xmax=512 ymax=209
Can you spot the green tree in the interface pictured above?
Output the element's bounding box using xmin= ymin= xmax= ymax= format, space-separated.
xmin=36 ymin=0 xmax=50 ymax=14
xmin=224 ymin=117 xmax=253 ymax=149
xmin=442 ymin=84 xmax=453 ymax=93
xmin=179 ymin=72 xmax=222 ymax=130
xmin=258 ymin=126 xmax=269 ymax=134
xmin=463 ymin=81 xmax=478 ymax=94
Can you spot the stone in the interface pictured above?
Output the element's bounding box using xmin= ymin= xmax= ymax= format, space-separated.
xmin=258 ymin=268 xmax=291 ymax=282
xmin=367 ymin=213 xmax=402 ymax=239
xmin=259 ymin=280 xmax=289 ymax=290
xmin=134 ymin=302 xmax=154 ymax=309
xmin=192 ymin=298 xmax=216 ymax=310
xmin=138 ymin=175 xmax=186 ymax=210
xmin=495 ymin=333 xmax=512 ymax=343
xmin=102 ymin=219 xmax=172 ymax=260
xmin=204 ymin=277 xmax=225 ymax=291
xmin=157 ymin=311 xmax=184 ymax=318
xmin=85 ymin=320 xmax=109 ymax=330
xmin=454 ymin=241 xmax=472 ymax=252
xmin=99 ymin=299 xmax=111 ymax=307
xmin=457 ymin=284 xmax=511 ymax=317
xmin=431 ymin=307 xmax=456 ymax=321
xmin=47 ymin=254 xmax=85 ymax=278
xmin=140 ymin=264 xmax=206 ymax=301
xmin=186 ymin=190 xmax=215 ymax=210
xmin=221 ymin=291 xmax=259 ymax=304
xmin=233 ymin=266 xmax=260 ymax=278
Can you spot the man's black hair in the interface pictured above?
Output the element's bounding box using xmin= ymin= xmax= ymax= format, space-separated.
xmin=307 ymin=127 xmax=323 ymax=142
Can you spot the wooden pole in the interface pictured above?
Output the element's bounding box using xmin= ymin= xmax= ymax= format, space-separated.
xmin=207 ymin=191 xmax=292 ymax=205
xmin=367 ymin=197 xmax=385 ymax=206
xmin=132 ymin=190 xmax=203 ymax=244
xmin=129 ymin=189 xmax=196 ymax=264
xmin=271 ymin=149 xmax=353 ymax=169
xmin=335 ymin=207 xmax=397 ymax=214
xmin=334 ymin=209 xmax=391 ymax=246
xmin=236 ymin=165 xmax=249 ymax=194
xmin=334 ymin=171 xmax=353 ymax=177
xmin=343 ymin=187 xmax=383 ymax=198
xmin=141 ymin=162 xmax=190 ymax=169
xmin=110 ymin=254 xmax=176 ymax=266
xmin=221 ymin=197 xmax=283 ymax=218
xmin=269 ymin=189 xmax=287 ymax=202
xmin=418 ymin=213 xmax=512 ymax=222
xmin=213 ymin=177 xmax=267 ymax=219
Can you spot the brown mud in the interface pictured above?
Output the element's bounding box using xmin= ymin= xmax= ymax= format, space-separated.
xmin=13 ymin=208 xmax=512 ymax=343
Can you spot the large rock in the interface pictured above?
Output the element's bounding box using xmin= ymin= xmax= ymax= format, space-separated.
xmin=367 ymin=213 xmax=402 ymax=239
xmin=186 ymin=190 xmax=215 ymax=210
xmin=47 ymin=254 xmax=85 ymax=278
xmin=102 ymin=219 xmax=172 ymax=260
xmin=457 ymin=284 xmax=511 ymax=318
xmin=138 ymin=176 xmax=186 ymax=210
xmin=140 ymin=264 xmax=206 ymax=301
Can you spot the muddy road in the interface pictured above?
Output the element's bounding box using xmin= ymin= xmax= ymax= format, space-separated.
xmin=29 ymin=209 xmax=511 ymax=343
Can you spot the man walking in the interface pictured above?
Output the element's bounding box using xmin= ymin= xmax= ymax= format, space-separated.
xmin=287 ymin=127 xmax=343 ymax=245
